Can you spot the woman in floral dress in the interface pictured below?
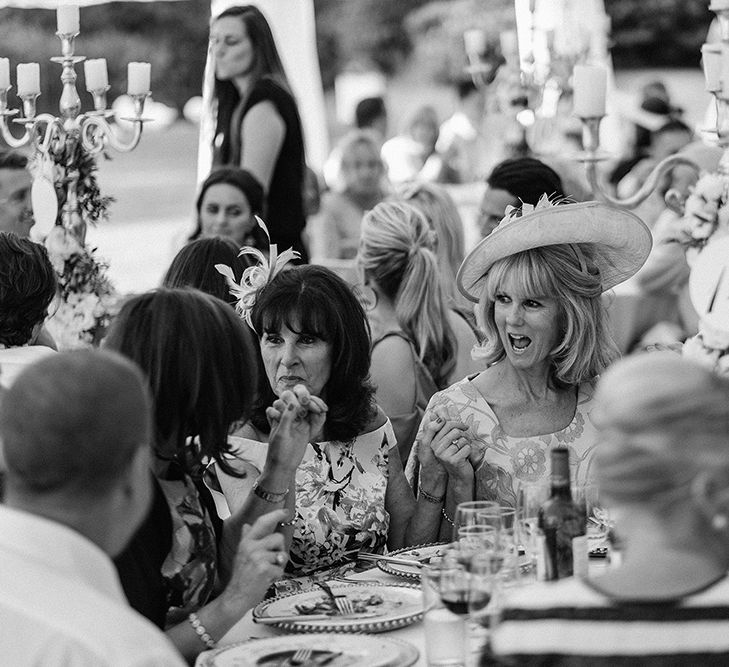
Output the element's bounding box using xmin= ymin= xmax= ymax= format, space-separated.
xmin=406 ymin=199 xmax=653 ymax=539
xmin=215 ymin=265 xmax=440 ymax=575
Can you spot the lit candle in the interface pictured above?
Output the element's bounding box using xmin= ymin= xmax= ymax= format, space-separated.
xmin=703 ymin=43 xmax=722 ymax=92
xmin=127 ymin=62 xmax=150 ymax=95
xmin=0 ymin=58 xmax=10 ymax=90
xmin=572 ymin=64 xmax=607 ymax=118
xmin=57 ymin=4 xmax=80 ymax=35
xmin=463 ymin=29 xmax=487 ymax=56
xmin=16 ymin=63 xmax=40 ymax=97
xmin=84 ymin=58 xmax=108 ymax=91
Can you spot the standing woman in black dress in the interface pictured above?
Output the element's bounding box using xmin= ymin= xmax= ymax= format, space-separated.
xmin=209 ymin=5 xmax=308 ymax=259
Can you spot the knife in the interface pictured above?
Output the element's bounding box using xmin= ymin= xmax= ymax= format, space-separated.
xmin=254 ymin=612 xmax=379 ymax=624
xmin=358 ymin=552 xmax=425 ymax=568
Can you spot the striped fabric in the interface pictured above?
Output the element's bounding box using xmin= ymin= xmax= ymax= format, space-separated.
xmin=486 ymin=576 xmax=729 ymax=666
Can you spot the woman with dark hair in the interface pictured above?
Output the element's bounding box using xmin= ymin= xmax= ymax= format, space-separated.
xmin=106 ymin=288 xmax=323 ymax=662
xmin=163 ymin=236 xmax=253 ymax=305
xmin=209 ymin=5 xmax=307 ymax=258
xmin=215 ymin=264 xmax=438 ymax=575
xmin=190 ymin=167 xmax=266 ymax=250
xmin=0 ymin=232 xmax=57 ymax=388
xmin=406 ymin=200 xmax=652 ymax=539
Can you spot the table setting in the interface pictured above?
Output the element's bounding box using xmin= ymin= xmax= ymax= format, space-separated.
xmin=196 ymin=492 xmax=614 ymax=667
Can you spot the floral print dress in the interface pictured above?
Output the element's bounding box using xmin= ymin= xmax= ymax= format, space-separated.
xmin=228 ymin=421 xmax=396 ymax=576
xmin=406 ymin=377 xmax=599 ymax=508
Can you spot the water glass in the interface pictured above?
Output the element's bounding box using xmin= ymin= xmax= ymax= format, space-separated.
xmin=515 ymin=479 xmax=550 ymax=523
xmin=422 ymin=562 xmax=468 ymax=667
xmin=453 ymin=501 xmax=500 ymax=539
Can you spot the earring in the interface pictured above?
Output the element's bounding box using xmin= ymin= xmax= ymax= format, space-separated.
xmin=712 ymin=514 xmax=728 ymax=531
xmin=356 ymin=284 xmax=378 ymax=312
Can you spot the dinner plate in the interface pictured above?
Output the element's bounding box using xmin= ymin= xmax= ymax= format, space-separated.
xmin=252 ymin=581 xmax=423 ymax=633
xmin=376 ymin=543 xmax=449 ymax=581
xmin=197 ymin=633 xmax=419 ymax=667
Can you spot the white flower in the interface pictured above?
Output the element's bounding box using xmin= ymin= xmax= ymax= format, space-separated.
xmin=682 ymin=334 xmax=720 ymax=370
xmin=699 ymin=312 xmax=729 ymax=351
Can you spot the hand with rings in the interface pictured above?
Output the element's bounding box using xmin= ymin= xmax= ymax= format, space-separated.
xmin=267 ymin=384 xmax=328 ymax=471
xmin=419 ymin=408 xmax=472 ymax=482
xmin=218 ymin=509 xmax=289 ymax=615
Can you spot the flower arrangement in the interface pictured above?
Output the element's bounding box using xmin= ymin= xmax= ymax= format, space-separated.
xmin=682 ymin=311 xmax=729 ymax=377
xmin=31 ymin=141 xmax=119 ymax=349
xmin=678 ymin=172 xmax=729 ymax=249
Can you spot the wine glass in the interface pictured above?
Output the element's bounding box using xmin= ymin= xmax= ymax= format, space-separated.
xmin=453 ymin=500 xmax=500 ymax=539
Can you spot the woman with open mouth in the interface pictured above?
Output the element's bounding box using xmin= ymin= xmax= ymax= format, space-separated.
xmin=405 ymin=197 xmax=652 ymax=537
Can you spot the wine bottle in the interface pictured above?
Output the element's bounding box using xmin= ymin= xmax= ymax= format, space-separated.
xmin=538 ymin=448 xmax=586 ymax=579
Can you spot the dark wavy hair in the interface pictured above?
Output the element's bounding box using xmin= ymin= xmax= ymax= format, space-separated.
xmin=249 ymin=265 xmax=376 ymax=442
xmin=212 ymin=5 xmax=291 ymax=166
xmin=104 ymin=288 xmax=257 ymax=477
xmin=0 ymin=232 xmax=57 ymax=346
xmin=163 ymin=236 xmax=254 ymax=305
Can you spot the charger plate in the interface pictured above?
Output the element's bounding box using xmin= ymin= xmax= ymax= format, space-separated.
xmin=252 ymin=581 xmax=423 ymax=634
xmin=376 ymin=543 xmax=449 ymax=581
xmin=197 ymin=633 xmax=419 ymax=667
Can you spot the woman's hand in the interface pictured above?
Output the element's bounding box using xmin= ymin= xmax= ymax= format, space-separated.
xmin=218 ymin=509 xmax=289 ymax=615
xmin=266 ymin=384 xmax=328 ymax=472
xmin=421 ymin=408 xmax=472 ymax=482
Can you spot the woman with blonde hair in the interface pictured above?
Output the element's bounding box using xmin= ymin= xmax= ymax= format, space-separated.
xmin=358 ymin=200 xmax=456 ymax=462
xmin=398 ymin=180 xmax=483 ymax=383
xmin=489 ymin=352 xmax=729 ymax=664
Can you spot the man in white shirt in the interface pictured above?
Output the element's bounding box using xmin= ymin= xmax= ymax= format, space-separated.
xmin=0 ymin=350 xmax=186 ymax=666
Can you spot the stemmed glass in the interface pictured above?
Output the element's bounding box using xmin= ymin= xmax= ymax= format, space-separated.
xmin=453 ymin=500 xmax=500 ymax=540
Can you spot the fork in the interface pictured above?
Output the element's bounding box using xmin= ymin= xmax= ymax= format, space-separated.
xmin=334 ymin=597 xmax=355 ymax=615
xmin=289 ymin=647 xmax=313 ymax=665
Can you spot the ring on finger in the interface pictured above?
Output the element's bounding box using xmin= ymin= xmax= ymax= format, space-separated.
xmin=274 ymin=551 xmax=287 ymax=567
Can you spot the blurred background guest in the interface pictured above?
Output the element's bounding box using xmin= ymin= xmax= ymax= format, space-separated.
xmin=209 ymin=5 xmax=307 ymax=258
xmin=355 ymin=95 xmax=388 ymax=144
xmin=106 ymin=289 xmax=290 ymax=663
xmin=396 ymin=181 xmax=484 ymax=382
xmin=0 ymin=150 xmax=34 ymax=239
xmin=309 ymin=129 xmax=387 ymax=261
xmin=406 ymin=201 xmax=651 ymax=537
xmin=358 ymin=201 xmax=457 ymax=463
xmin=381 ymin=105 xmax=446 ymax=185
xmin=489 ymin=353 xmax=729 ymax=665
xmin=189 ymin=167 xmax=265 ymax=251
xmin=163 ymin=236 xmax=253 ymax=306
xmin=0 ymin=233 xmax=57 ymax=389
xmin=476 ymin=157 xmax=565 ymax=239
xmin=0 ymin=351 xmax=186 ymax=666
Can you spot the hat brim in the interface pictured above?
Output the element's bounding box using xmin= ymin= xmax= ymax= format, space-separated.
xmin=457 ymin=201 xmax=652 ymax=303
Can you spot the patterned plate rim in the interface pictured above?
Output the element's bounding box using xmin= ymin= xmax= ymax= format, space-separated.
xmin=251 ymin=581 xmax=423 ymax=634
xmin=376 ymin=542 xmax=449 ymax=580
xmin=198 ymin=633 xmax=420 ymax=667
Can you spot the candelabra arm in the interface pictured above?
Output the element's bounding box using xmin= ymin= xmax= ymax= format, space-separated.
xmin=0 ymin=116 xmax=30 ymax=148
xmin=79 ymin=115 xmax=144 ymax=155
xmin=585 ymin=154 xmax=701 ymax=209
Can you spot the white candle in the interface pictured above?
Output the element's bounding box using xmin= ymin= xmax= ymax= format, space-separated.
xmin=16 ymin=63 xmax=40 ymax=97
xmin=721 ymin=44 xmax=729 ymax=97
xmin=499 ymin=30 xmax=518 ymax=58
xmin=572 ymin=64 xmax=607 ymax=118
xmin=84 ymin=58 xmax=108 ymax=91
xmin=703 ymin=43 xmax=723 ymax=92
xmin=463 ymin=29 xmax=487 ymax=56
xmin=0 ymin=58 xmax=10 ymax=90
xmin=57 ymin=4 xmax=80 ymax=35
xmin=127 ymin=62 xmax=150 ymax=95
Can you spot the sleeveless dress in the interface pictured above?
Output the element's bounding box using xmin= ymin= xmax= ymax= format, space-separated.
xmin=406 ymin=376 xmax=599 ymax=507
xmin=225 ymin=420 xmax=397 ymax=576
xmin=371 ymin=329 xmax=438 ymax=462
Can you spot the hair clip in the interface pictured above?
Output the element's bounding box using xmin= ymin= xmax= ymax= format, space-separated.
xmin=215 ymin=216 xmax=300 ymax=329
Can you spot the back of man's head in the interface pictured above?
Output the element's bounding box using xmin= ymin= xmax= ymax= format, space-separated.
xmin=487 ymin=156 xmax=564 ymax=204
xmin=0 ymin=350 xmax=152 ymax=501
xmin=355 ymin=96 xmax=387 ymax=130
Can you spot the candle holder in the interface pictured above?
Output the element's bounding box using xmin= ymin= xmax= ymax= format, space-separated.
xmin=0 ymin=23 xmax=152 ymax=244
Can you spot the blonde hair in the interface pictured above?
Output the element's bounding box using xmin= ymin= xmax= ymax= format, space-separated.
xmin=397 ymin=181 xmax=470 ymax=312
xmin=594 ymin=352 xmax=729 ymax=509
xmin=473 ymin=244 xmax=618 ymax=388
xmin=359 ymin=201 xmax=456 ymax=388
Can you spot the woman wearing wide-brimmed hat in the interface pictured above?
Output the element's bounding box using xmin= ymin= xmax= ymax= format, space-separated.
xmin=405 ymin=197 xmax=652 ymax=538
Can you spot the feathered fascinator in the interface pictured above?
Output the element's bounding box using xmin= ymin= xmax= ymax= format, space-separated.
xmin=215 ymin=216 xmax=300 ymax=329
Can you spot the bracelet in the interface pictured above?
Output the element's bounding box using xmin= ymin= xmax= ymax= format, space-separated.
xmin=441 ymin=507 xmax=455 ymax=527
xmin=418 ymin=484 xmax=445 ymax=504
xmin=188 ymin=612 xmax=216 ymax=650
xmin=279 ymin=517 xmax=297 ymax=527
xmin=252 ymin=480 xmax=288 ymax=503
